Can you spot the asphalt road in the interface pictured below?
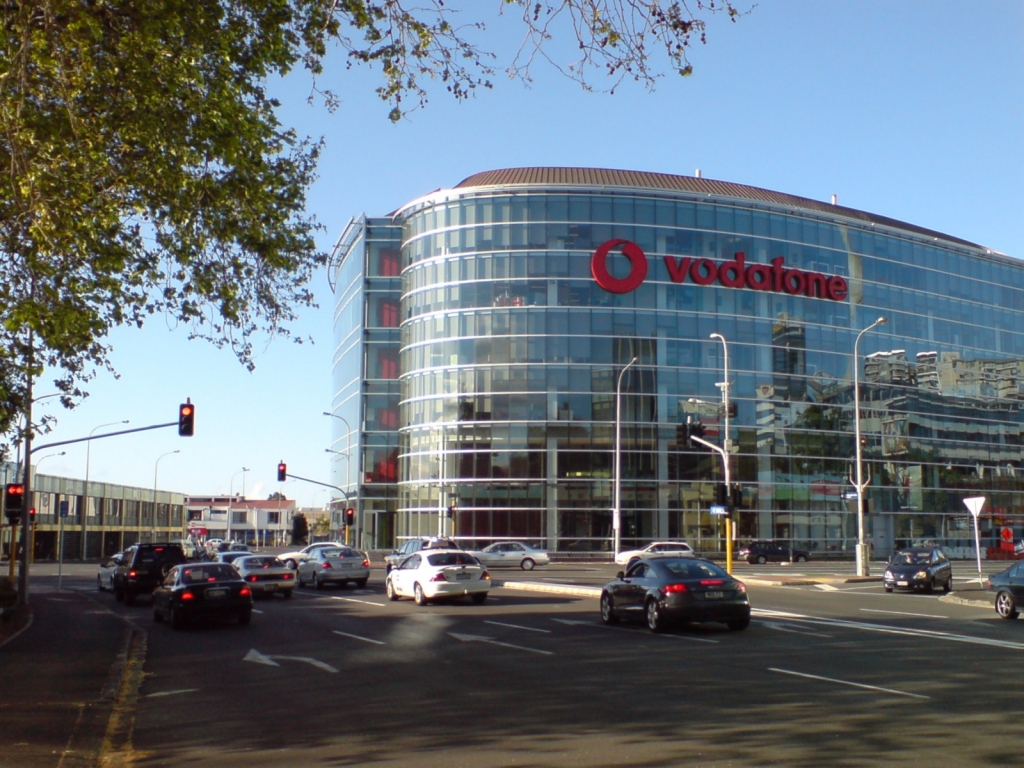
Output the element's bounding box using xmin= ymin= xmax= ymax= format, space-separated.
xmin=6 ymin=560 xmax=1022 ymax=767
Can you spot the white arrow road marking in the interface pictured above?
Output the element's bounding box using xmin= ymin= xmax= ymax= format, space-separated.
xmin=753 ymin=608 xmax=1024 ymax=650
xmin=147 ymin=689 xmax=200 ymax=698
xmin=550 ymin=617 xmax=719 ymax=643
xmin=762 ymin=621 xmax=833 ymax=638
xmin=768 ymin=668 xmax=929 ymax=699
xmin=485 ymin=620 xmax=551 ymax=633
xmin=334 ymin=630 xmax=385 ymax=645
xmin=244 ymin=648 xmax=339 ymax=672
xmin=449 ymin=632 xmax=554 ymax=655
xmin=331 ymin=597 xmax=387 ymax=607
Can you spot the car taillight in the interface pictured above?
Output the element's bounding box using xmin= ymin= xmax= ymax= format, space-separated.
xmin=431 ymin=572 xmax=448 ymax=582
xmin=321 ymin=562 xmax=332 ymax=569
xmin=180 ymin=591 xmax=195 ymax=601
xmin=248 ymin=575 xmax=258 ymax=582
xmin=128 ymin=570 xmax=138 ymax=578
xmin=482 ymin=571 xmax=491 ymax=581
xmin=661 ymin=583 xmax=689 ymax=594
xmin=362 ymin=560 xmax=370 ymax=567
xmin=240 ymin=587 xmax=252 ymax=597
xmin=283 ymin=573 xmax=293 ymax=581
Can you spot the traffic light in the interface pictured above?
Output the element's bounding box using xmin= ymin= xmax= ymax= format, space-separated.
xmin=716 ymin=482 xmax=728 ymax=507
xmin=344 ymin=508 xmax=355 ymax=527
xmin=731 ymin=484 xmax=743 ymax=510
xmin=29 ymin=508 xmax=36 ymax=524
xmin=5 ymin=483 xmax=25 ymax=523
xmin=277 ymin=461 xmax=287 ymax=482
xmin=684 ymin=419 xmax=706 ymax=447
xmin=178 ymin=400 xmax=195 ymax=437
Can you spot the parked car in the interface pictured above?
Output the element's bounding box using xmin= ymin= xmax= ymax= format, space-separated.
xmin=232 ymin=555 xmax=296 ymax=599
xmin=215 ymin=550 xmax=254 ymax=566
xmin=385 ymin=537 xmax=461 ymax=573
xmin=97 ymin=552 xmax=123 ymax=591
xmin=600 ymin=556 xmax=751 ymax=632
xmin=615 ymin=541 xmax=695 ymax=566
xmin=386 ymin=550 xmax=491 ymax=605
xmin=296 ymin=547 xmax=370 ymax=589
xmin=113 ymin=543 xmax=189 ymax=605
xmin=883 ymin=547 xmax=952 ymax=593
xmin=152 ymin=563 xmax=253 ymax=629
xmin=217 ymin=541 xmax=250 ymax=553
xmin=469 ymin=542 xmax=550 ymax=570
xmin=987 ymin=561 xmax=1024 ymax=619
xmin=277 ymin=542 xmax=346 ymax=570
xmin=737 ymin=540 xmax=810 ymax=564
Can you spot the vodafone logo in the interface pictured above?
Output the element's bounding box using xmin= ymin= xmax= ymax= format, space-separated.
xmin=591 ymin=240 xmax=849 ymax=302
xmin=590 ymin=239 xmax=649 ymax=294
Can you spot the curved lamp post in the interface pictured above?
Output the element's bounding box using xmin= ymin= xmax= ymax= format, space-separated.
xmin=82 ymin=420 xmax=129 ymax=559
xmin=228 ymin=467 xmax=249 ymax=543
xmin=32 ymin=451 xmax=67 ymax=589
xmin=152 ymin=450 xmax=180 ymax=542
xmin=710 ymin=333 xmax=734 ymax=572
xmin=613 ymin=357 xmax=638 ymax=558
xmin=853 ymin=317 xmax=887 ymax=577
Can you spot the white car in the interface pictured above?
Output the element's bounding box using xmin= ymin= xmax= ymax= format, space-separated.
xmin=277 ymin=542 xmax=346 ymax=570
xmin=615 ymin=541 xmax=696 ymax=565
xmin=386 ymin=549 xmax=491 ymax=606
xmin=469 ymin=542 xmax=550 ymax=570
xmin=97 ymin=552 xmax=123 ymax=591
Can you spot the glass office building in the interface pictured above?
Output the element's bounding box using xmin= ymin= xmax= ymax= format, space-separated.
xmin=331 ymin=167 xmax=1024 ymax=556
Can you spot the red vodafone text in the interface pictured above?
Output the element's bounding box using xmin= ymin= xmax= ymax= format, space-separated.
xmin=591 ymin=240 xmax=849 ymax=302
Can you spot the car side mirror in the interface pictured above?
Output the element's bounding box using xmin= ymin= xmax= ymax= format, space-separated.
xmin=616 ymin=571 xmax=625 ymax=580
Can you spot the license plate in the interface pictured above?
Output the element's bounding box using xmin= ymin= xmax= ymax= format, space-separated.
xmin=455 ymin=572 xmax=470 ymax=580
xmin=206 ymin=589 xmax=227 ymax=599
xmin=264 ymin=584 xmax=277 ymax=591
xmin=341 ymin=563 xmax=354 ymax=569
xmin=898 ymin=581 xmax=908 ymax=587
xmin=705 ymin=591 xmax=724 ymax=600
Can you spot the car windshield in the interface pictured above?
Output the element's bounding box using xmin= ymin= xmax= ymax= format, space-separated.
xmin=892 ymin=551 xmax=930 ymax=565
xmin=660 ymin=559 xmax=728 ymax=579
xmin=181 ymin=565 xmax=236 ymax=583
xmin=427 ymin=552 xmax=478 ymax=567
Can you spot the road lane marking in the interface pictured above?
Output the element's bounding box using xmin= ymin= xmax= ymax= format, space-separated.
xmin=330 ymin=596 xmax=387 ymax=607
xmin=244 ymin=648 xmax=339 ymax=673
xmin=753 ymin=608 xmax=1024 ymax=650
xmin=814 ymin=584 xmax=840 ymax=592
xmin=334 ymin=630 xmax=385 ymax=645
xmin=860 ymin=609 xmax=948 ymax=619
xmin=762 ymin=621 xmax=833 ymax=638
xmin=485 ymin=620 xmax=551 ymax=633
xmin=147 ymin=689 xmax=199 ymax=698
xmin=768 ymin=667 xmax=929 ymax=699
xmin=550 ymin=618 xmax=719 ymax=643
xmin=449 ymin=632 xmax=553 ymax=655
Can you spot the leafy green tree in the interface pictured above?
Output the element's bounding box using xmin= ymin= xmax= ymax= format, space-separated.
xmin=291 ymin=512 xmax=309 ymax=545
xmin=0 ymin=0 xmax=745 ymax=448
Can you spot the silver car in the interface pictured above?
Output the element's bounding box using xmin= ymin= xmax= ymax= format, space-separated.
xmin=97 ymin=552 xmax=123 ymax=591
xmin=470 ymin=542 xmax=550 ymax=570
xmin=232 ymin=555 xmax=296 ymax=599
xmin=296 ymin=547 xmax=370 ymax=590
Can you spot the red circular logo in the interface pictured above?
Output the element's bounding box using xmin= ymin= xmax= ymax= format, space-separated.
xmin=591 ymin=239 xmax=648 ymax=294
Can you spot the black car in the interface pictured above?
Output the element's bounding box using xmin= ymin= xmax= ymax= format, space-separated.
xmin=600 ymin=556 xmax=751 ymax=632
xmin=113 ymin=543 xmax=189 ymax=605
xmin=987 ymin=560 xmax=1024 ymax=619
xmin=737 ymin=540 xmax=810 ymax=564
xmin=153 ymin=563 xmax=253 ymax=629
xmin=883 ymin=547 xmax=952 ymax=593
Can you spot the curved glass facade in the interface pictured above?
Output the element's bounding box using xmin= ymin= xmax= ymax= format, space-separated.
xmin=335 ymin=168 xmax=1024 ymax=557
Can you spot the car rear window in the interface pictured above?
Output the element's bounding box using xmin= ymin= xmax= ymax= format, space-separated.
xmin=322 ymin=548 xmax=360 ymax=559
xmin=661 ymin=559 xmax=727 ymax=579
xmin=427 ymin=553 xmax=478 ymax=567
xmin=181 ymin=565 xmax=236 ymax=582
xmin=241 ymin=557 xmax=281 ymax=568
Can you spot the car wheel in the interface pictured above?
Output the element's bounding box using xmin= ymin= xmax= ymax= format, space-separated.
xmin=884 ymin=586 xmax=893 ymax=593
xmin=756 ymin=555 xmax=767 ymax=565
xmin=114 ymin=584 xmax=124 ymax=602
xmin=600 ymin=592 xmax=619 ymax=625
xmin=727 ymin=616 xmax=750 ymax=631
xmin=124 ymin=590 xmax=136 ymax=606
xmin=171 ymin=606 xmax=185 ymax=630
xmin=385 ymin=564 xmax=392 ymax=574
xmin=153 ymin=606 xmax=163 ymax=623
xmin=238 ymin=609 xmax=252 ymax=626
xmin=283 ymin=589 xmax=293 ymax=600
xmin=315 ymin=575 xmax=324 ymax=590
xmin=471 ymin=592 xmax=488 ymax=605
xmin=943 ymin=576 xmax=952 ymax=593
xmin=355 ymin=579 xmax=368 ymax=589
xmin=996 ymin=591 xmax=1019 ymax=619
xmin=520 ymin=558 xmax=536 ymax=571
xmin=97 ymin=575 xmax=104 ymax=591
xmin=284 ymin=559 xmax=297 ymax=570
xmin=925 ymin=578 xmax=935 ymax=594
xmin=796 ymin=555 xmax=807 ymax=563
xmin=645 ymin=598 xmax=664 ymax=633
xmin=386 ymin=578 xmax=400 ymax=601
xmin=413 ymin=583 xmax=428 ymax=606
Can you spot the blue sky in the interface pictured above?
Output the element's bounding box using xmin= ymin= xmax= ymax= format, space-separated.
xmin=27 ymin=1 xmax=1024 ymax=507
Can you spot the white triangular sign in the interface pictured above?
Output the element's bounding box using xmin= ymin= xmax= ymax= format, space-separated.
xmin=964 ymin=496 xmax=986 ymax=517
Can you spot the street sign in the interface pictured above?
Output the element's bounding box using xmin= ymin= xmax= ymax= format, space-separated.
xmin=59 ymin=500 xmax=69 ymax=518
xmin=842 ymin=492 xmax=858 ymax=501
xmin=964 ymin=496 xmax=986 ymax=518
xmin=1002 ymin=527 xmax=1013 ymax=543
xmin=710 ymin=505 xmax=728 ymax=516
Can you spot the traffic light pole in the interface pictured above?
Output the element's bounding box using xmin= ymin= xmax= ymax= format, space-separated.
xmin=688 ymin=431 xmax=733 ymax=574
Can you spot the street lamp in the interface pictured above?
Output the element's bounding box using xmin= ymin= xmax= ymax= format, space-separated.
xmin=32 ymin=451 xmax=67 ymax=590
xmin=852 ymin=316 xmax=887 ymax=577
xmin=324 ymin=411 xmax=354 ymax=542
xmin=613 ymin=357 xmax=638 ymax=558
xmin=709 ymin=332 xmax=735 ymax=572
xmin=228 ymin=467 xmax=249 ymax=543
xmin=82 ymin=419 xmax=129 ymax=559
xmin=153 ymin=450 xmax=180 ymax=542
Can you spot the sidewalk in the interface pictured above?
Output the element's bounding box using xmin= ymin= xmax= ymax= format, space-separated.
xmin=0 ymin=586 xmax=142 ymax=768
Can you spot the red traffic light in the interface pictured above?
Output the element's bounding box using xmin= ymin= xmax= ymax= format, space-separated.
xmin=178 ymin=400 xmax=195 ymax=437
xmin=344 ymin=508 xmax=355 ymax=526
xmin=5 ymin=483 xmax=25 ymax=520
xmin=277 ymin=462 xmax=287 ymax=482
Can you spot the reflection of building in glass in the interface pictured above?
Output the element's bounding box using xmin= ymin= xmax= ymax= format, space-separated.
xmin=331 ymin=168 xmax=1024 ymax=556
